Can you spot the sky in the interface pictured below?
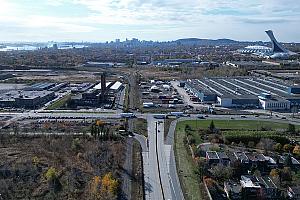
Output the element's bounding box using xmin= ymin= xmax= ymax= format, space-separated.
xmin=0 ymin=0 xmax=299 ymax=42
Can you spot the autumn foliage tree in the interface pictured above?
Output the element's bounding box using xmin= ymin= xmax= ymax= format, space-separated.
xmin=293 ymin=145 xmax=300 ymax=156
xmin=89 ymin=172 xmax=119 ymax=200
xmin=101 ymin=172 xmax=119 ymax=196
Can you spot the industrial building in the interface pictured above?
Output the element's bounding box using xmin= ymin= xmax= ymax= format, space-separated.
xmin=185 ymin=77 xmax=300 ymax=110
xmin=25 ymin=82 xmax=56 ymax=91
xmin=71 ymin=73 xmax=124 ymax=108
xmin=0 ymin=90 xmax=55 ymax=109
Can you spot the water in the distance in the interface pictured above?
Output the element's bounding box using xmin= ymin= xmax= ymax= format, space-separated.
xmin=0 ymin=44 xmax=88 ymax=51
xmin=0 ymin=45 xmax=38 ymax=51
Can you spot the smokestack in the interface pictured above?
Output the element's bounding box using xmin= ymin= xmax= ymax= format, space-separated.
xmin=100 ymin=72 xmax=106 ymax=102
xmin=101 ymin=73 xmax=106 ymax=93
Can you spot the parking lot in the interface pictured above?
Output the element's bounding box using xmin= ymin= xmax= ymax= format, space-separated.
xmin=140 ymin=79 xmax=187 ymax=111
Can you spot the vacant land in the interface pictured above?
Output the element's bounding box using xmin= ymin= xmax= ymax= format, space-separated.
xmin=131 ymin=118 xmax=147 ymax=137
xmin=0 ymin=134 xmax=125 ymax=200
xmin=175 ymin=123 xmax=209 ymax=200
xmin=46 ymin=94 xmax=71 ymax=110
xmin=176 ymin=119 xmax=300 ymax=131
xmin=131 ymin=140 xmax=144 ymax=200
xmin=223 ymin=130 xmax=290 ymax=145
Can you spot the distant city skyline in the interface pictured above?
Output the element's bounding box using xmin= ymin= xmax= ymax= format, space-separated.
xmin=0 ymin=0 xmax=299 ymax=42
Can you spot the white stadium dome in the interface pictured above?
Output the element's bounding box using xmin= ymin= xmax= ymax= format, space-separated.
xmin=238 ymin=45 xmax=272 ymax=54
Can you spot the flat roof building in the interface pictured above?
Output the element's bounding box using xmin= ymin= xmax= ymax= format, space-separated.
xmin=185 ymin=77 xmax=300 ymax=110
xmin=0 ymin=90 xmax=55 ymax=109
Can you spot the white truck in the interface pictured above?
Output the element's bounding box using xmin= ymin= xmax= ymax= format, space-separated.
xmin=120 ymin=112 xmax=136 ymax=118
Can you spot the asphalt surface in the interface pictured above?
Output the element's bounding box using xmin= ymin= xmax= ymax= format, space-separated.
xmin=166 ymin=120 xmax=185 ymax=200
xmin=142 ymin=116 xmax=182 ymax=200
xmin=144 ymin=116 xmax=164 ymax=200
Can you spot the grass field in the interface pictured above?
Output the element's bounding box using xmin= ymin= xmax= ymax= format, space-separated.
xmin=176 ymin=120 xmax=300 ymax=131
xmin=46 ymin=94 xmax=71 ymax=110
xmin=123 ymin=85 xmax=129 ymax=112
xmin=132 ymin=118 xmax=147 ymax=137
xmin=175 ymin=123 xmax=208 ymax=200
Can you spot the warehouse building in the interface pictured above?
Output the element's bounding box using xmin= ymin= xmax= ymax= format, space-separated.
xmin=0 ymin=90 xmax=55 ymax=109
xmin=185 ymin=81 xmax=217 ymax=103
xmin=185 ymin=77 xmax=300 ymax=111
xmin=25 ymin=82 xmax=56 ymax=91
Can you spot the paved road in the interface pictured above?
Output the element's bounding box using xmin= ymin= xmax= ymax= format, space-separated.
xmin=155 ymin=118 xmax=172 ymax=200
xmin=143 ymin=116 xmax=181 ymax=200
xmin=166 ymin=120 xmax=185 ymax=200
xmin=171 ymin=81 xmax=209 ymax=110
xmin=133 ymin=133 xmax=148 ymax=152
xmin=144 ymin=116 xmax=164 ymax=200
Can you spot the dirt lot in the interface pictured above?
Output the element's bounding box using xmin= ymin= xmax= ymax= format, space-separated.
xmin=0 ymin=134 xmax=125 ymax=200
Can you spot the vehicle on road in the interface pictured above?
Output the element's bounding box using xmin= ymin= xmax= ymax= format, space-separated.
xmin=240 ymin=115 xmax=246 ymax=118
xmin=197 ymin=115 xmax=205 ymax=119
xmin=120 ymin=112 xmax=136 ymax=118
xmin=169 ymin=111 xmax=184 ymax=117
xmin=153 ymin=114 xmax=167 ymax=119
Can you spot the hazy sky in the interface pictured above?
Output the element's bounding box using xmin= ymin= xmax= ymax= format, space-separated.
xmin=0 ymin=0 xmax=299 ymax=42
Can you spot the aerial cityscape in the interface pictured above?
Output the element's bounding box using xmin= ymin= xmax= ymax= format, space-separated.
xmin=0 ymin=0 xmax=300 ymax=200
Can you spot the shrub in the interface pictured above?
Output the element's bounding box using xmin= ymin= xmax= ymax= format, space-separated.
xmin=288 ymin=124 xmax=296 ymax=134
xmin=274 ymin=143 xmax=282 ymax=152
xmin=223 ymin=131 xmax=289 ymax=145
xmin=45 ymin=167 xmax=58 ymax=182
xmin=283 ymin=144 xmax=294 ymax=152
xmin=71 ymin=138 xmax=81 ymax=152
xmin=248 ymin=141 xmax=255 ymax=148
xmin=293 ymin=145 xmax=300 ymax=156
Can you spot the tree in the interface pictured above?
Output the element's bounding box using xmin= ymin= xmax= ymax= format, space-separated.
xmin=210 ymin=164 xmax=233 ymax=182
xmin=256 ymin=138 xmax=275 ymax=152
xmin=293 ymin=145 xmax=300 ymax=156
xmin=253 ymin=170 xmax=261 ymax=177
xmin=281 ymin=167 xmax=292 ymax=182
xmin=288 ymin=124 xmax=296 ymax=134
xmin=209 ymin=120 xmax=215 ymax=133
xmin=89 ymin=173 xmax=118 ymax=200
xmin=90 ymin=176 xmax=101 ymax=198
xmin=91 ymin=125 xmax=96 ymax=138
xmin=284 ymin=154 xmax=293 ymax=168
xmin=274 ymin=143 xmax=282 ymax=152
xmin=283 ymin=144 xmax=294 ymax=152
xmin=270 ymin=169 xmax=280 ymax=185
xmin=248 ymin=141 xmax=255 ymax=148
xmin=185 ymin=124 xmax=192 ymax=132
xmin=195 ymin=157 xmax=207 ymax=179
xmin=232 ymin=160 xmax=244 ymax=178
xmin=101 ymin=172 xmax=119 ymax=196
xmin=71 ymin=138 xmax=81 ymax=152
xmin=32 ymin=156 xmax=40 ymax=167
xmin=270 ymin=169 xmax=279 ymax=178
xmin=45 ymin=167 xmax=61 ymax=191
xmin=45 ymin=167 xmax=58 ymax=182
